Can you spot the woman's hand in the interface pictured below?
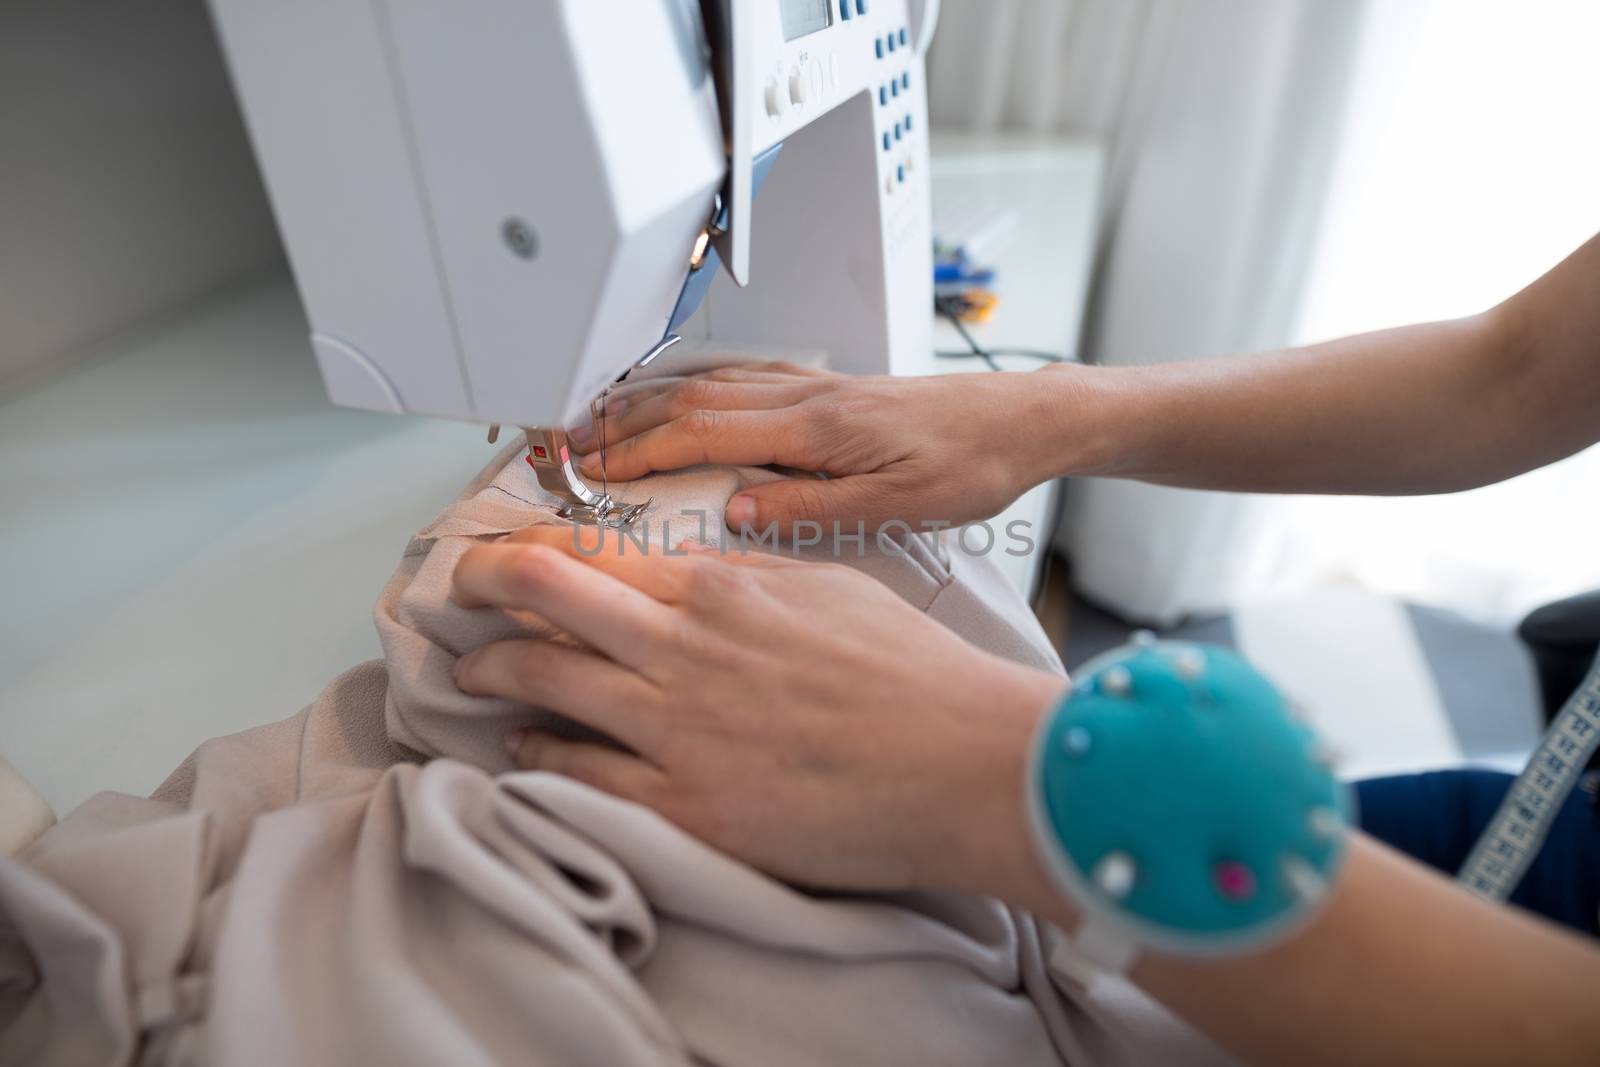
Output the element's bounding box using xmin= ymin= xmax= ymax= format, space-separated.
xmin=452 ymin=524 xmax=1067 ymax=900
xmin=451 ymin=534 xmax=1600 ymax=1067
xmin=569 ymin=362 xmax=1084 ymax=535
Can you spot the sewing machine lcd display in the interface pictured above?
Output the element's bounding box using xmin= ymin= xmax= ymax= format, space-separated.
xmin=779 ymin=0 xmax=832 ymax=41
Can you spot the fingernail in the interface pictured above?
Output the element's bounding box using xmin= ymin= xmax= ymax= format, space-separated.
xmin=725 ymin=495 xmax=757 ymax=531
xmin=504 ymin=729 xmax=527 ymax=757
xmin=605 ymin=396 xmax=630 ymax=416
xmin=568 ymin=423 xmax=594 ymax=450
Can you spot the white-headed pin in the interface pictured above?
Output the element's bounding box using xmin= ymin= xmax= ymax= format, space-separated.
xmin=1100 ymin=666 xmax=1133 ymax=698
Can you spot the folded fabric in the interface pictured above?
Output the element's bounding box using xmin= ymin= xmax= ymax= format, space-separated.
xmin=0 ymin=431 xmax=1234 ymax=1066
xmin=0 ymin=755 xmax=54 ymax=856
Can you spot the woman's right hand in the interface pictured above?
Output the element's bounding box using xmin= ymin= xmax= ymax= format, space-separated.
xmin=569 ymin=361 xmax=1084 ymax=534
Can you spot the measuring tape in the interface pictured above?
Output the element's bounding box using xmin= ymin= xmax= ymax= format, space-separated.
xmin=1458 ymin=652 xmax=1600 ymax=901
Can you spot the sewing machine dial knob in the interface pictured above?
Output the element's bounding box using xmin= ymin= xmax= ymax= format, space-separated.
xmin=764 ymin=76 xmax=788 ymax=118
xmin=788 ymin=68 xmax=809 ymax=106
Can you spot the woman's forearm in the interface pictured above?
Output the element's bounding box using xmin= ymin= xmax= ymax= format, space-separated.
xmin=1138 ymin=836 xmax=1600 ymax=1066
xmin=1054 ymin=314 xmax=1514 ymax=494
xmin=1043 ymin=232 xmax=1600 ymax=497
xmin=1007 ymin=835 xmax=1600 ymax=1067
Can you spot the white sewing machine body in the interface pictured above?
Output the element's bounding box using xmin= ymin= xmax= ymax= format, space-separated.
xmin=210 ymin=0 xmax=935 ymax=431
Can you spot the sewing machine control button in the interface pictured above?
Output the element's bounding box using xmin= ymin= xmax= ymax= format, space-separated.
xmin=886 ymin=33 xmax=896 ymax=52
xmin=789 ymin=68 xmax=809 ymax=105
xmin=876 ymin=85 xmax=885 ymax=106
xmin=874 ymin=38 xmax=883 ymax=59
xmin=764 ymin=77 xmax=787 ymax=118
xmin=892 ymin=121 xmax=901 ymax=140
xmin=898 ymin=27 xmax=908 ymax=47
xmin=897 ymin=164 xmax=905 ymax=183
xmin=856 ymin=0 xmax=867 ymax=14
xmin=901 ymin=71 xmax=910 ymax=90
xmin=882 ymin=131 xmax=890 ymax=151
xmin=904 ymin=112 xmax=913 ymax=131
xmin=890 ymin=79 xmax=899 ymax=98
xmin=839 ymin=0 xmax=851 ymax=20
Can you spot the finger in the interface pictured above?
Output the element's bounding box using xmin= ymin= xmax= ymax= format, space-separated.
xmin=500 ymin=524 xmax=691 ymax=598
xmin=453 ymin=543 xmax=674 ymax=664
xmin=506 ymin=524 xmax=784 ymax=596
xmin=575 ymin=380 xmax=820 ymax=464
xmin=692 ymin=543 xmax=794 ymax=570
xmin=723 ymin=474 xmax=910 ymax=536
xmin=722 ymin=360 xmax=840 ymax=379
xmin=567 ymin=374 xmax=747 ymax=447
xmin=570 ymin=364 xmax=839 ymax=446
xmin=458 ymin=639 xmax=663 ymax=753
xmin=635 ymin=360 xmax=836 ymax=385
xmin=694 ymin=369 xmax=809 ymax=384
xmin=698 ymin=361 xmax=840 ymax=381
xmin=507 ymin=730 xmax=667 ymax=802
xmin=589 ymin=362 xmax=830 ymax=417
xmin=578 ymin=409 xmax=812 ymax=482
xmin=566 ymin=381 xmax=668 ymax=446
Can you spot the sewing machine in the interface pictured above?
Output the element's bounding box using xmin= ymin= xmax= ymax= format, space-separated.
xmin=209 ymin=0 xmax=936 ymax=522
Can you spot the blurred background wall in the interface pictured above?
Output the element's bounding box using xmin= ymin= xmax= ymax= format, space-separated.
xmin=0 ymin=0 xmax=282 ymax=396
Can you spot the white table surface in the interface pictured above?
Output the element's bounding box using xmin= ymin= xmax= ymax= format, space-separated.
xmin=0 ymin=135 xmax=1102 ymax=815
xmin=0 ymin=283 xmax=490 ymax=813
xmin=924 ymin=132 xmax=1103 ymax=600
xmin=929 ymin=131 xmax=1102 ymax=361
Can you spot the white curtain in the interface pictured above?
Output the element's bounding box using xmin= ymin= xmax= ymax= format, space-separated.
xmin=1282 ymin=0 xmax=1600 ymax=625
xmin=929 ymin=0 xmax=1369 ymax=624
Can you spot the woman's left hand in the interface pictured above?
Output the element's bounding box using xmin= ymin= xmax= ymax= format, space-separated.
xmin=452 ymin=524 xmax=1066 ymax=902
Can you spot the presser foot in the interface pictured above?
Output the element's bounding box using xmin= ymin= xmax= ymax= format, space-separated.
xmin=522 ymin=427 xmax=650 ymax=528
xmin=557 ymin=497 xmax=652 ymax=528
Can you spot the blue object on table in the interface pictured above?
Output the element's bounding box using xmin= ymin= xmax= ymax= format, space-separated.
xmin=932 ymin=245 xmax=995 ymax=288
xmin=933 ymin=264 xmax=994 ymax=286
xmin=1029 ymin=638 xmax=1351 ymax=968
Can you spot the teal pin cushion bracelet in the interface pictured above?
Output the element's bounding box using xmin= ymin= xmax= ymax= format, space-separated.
xmin=1028 ymin=637 xmax=1353 ymax=975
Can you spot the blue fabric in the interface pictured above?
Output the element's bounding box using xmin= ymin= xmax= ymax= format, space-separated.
xmin=1036 ymin=643 xmax=1348 ymax=948
xmin=1356 ymin=769 xmax=1600 ymax=937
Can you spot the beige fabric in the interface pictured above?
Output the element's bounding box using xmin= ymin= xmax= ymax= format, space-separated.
xmin=0 ymin=756 xmax=54 ymax=856
xmin=0 ymin=441 xmax=1234 ymax=1067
